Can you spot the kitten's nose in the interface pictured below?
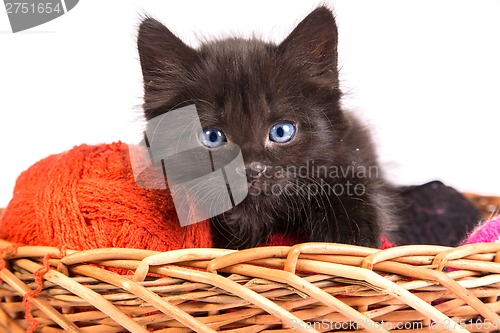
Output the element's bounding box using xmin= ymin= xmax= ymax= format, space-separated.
xmin=236 ymin=162 xmax=267 ymax=180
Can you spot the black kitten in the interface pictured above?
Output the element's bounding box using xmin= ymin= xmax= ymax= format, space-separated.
xmin=137 ymin=7 xmax=396 ymax=249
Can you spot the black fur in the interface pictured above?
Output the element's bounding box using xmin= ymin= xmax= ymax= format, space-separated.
xmin=137 ymin=7 xmax=396 ymax=249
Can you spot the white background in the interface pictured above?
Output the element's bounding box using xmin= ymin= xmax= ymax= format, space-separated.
xmin=0 ymin=0 xmax=499 ymax=208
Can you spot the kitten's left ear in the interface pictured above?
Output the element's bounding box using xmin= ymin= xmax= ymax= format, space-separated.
xmin=278 ymin=6 xmax=339 ymax=83
xmin=137 ymin=16 xmax=198 ymax=118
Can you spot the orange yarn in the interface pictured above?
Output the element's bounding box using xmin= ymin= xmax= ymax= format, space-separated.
xmin=23 ymin=253 xmax=54 ymax=333
xmin=0 ymin=142 xmax=212 ymax=251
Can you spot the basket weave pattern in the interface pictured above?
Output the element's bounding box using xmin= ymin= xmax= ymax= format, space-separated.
xmin=2 ymin=238 xmax=500 ymax=333
xmin=464 ymin=194 xmax=500 ymax=219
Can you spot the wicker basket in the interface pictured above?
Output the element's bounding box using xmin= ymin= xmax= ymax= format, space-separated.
xmin=2 ymin=239 xmax=500 ymax=333
xmin=464 ymin=193 xmax=500 ymax=219
xmin=1 ymin=193 xmax=500 ymax=333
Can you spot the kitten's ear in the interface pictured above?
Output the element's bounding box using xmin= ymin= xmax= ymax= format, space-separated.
xmin=278 ymin=7 xmax=339 ymax=83
xmin=137 ymin=17 xmax=197 ymax=114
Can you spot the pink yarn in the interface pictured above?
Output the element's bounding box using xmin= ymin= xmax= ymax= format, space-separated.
xmin=462 ymin=216 xmax=500 ymax=244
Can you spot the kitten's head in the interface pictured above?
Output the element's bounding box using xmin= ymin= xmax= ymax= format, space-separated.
xmin=138 ymin=6 xmax=347 ymax=184
xmin=137 ymin=7 xmax=358 ymax=246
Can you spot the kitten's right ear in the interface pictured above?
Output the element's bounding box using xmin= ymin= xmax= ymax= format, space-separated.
xmin=278 ymin=7 xmax=339 ymax=85
xmin=137 ymin=17 xmax=198 ymax=111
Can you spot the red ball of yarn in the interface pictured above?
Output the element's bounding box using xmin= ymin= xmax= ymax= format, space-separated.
xmin=0 ymin=142 xmax=212 ymax=251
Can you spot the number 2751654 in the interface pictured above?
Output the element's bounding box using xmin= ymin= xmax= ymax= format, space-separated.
xmin=5 ymin=2 xmax=62 ymax=14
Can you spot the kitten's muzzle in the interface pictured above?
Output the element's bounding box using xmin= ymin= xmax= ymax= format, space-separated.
xmin=236 ymin=162 xmax=267 ymax=189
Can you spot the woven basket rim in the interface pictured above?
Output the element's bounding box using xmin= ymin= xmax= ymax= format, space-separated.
xmin=2 ymin=239 xmax=500 ymax=333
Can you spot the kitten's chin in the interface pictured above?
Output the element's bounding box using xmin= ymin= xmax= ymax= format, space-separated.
xmin=246 ymin=179 xmax=268 ymax=197
xmin=245 ymin=178 xmax=292 ymax=199
xmin=247 ymin=186 xmax=260 ymax=196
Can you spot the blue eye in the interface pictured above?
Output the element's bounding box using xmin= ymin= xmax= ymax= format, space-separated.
xmin=198 ymin=128 xmax=226 ymax=148
xmin=269 ymin=122 xmax=296 ymax=143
